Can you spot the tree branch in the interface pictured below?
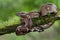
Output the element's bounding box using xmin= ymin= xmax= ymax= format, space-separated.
xmin=0 ymin=24 xmax=20 ymax=35
xmin=0 ymin=12 xmax=60 ymax=35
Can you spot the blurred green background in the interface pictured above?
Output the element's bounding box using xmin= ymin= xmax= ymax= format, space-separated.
xmin=0 ymin=0 xmax=60 ymax=40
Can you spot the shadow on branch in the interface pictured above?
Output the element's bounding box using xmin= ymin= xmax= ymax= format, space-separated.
xmin=0 ymin=24 xmax=20 ymax=35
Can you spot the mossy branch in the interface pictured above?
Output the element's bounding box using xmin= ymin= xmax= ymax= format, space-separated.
xmin=0 ymin=11 xmax=60 ymax=35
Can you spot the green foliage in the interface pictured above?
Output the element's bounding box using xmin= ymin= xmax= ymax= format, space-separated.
xmin=0 ymin=0 xmax=60 ymax=40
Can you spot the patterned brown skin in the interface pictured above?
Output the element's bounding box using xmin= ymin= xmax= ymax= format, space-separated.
xmin=31 ymin=3 xmax=57 ymax=32
xmin=16 ymin=13 xmax=33 ymax=35
xmin=16 ymin=25 xmax=29 ymax=35
xmin=16 ymin=3 xmax=57 ymax=35
xmin=39 ymin=3 xmax=57 ymax=16
xmin=31 ymin=22 xmax=53 ymax=32
xmin=16 ymin=11 xmax=40 ymax=35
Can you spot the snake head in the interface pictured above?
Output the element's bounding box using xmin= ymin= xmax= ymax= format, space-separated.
xmin=39 ymin=3 xmax=57 ymax=16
